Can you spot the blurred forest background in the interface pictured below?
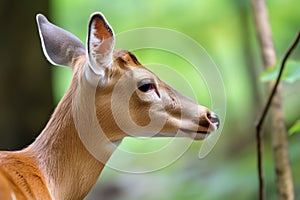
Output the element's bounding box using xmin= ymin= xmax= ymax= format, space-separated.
xmin=0 ymin=0 xmax=300 ymax=199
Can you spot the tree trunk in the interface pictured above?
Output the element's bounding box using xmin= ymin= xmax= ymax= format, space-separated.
xmin=251 ymin=0 xmax=294 ymax=199
xmin=0 ymin=1 xmax=53 ymax=150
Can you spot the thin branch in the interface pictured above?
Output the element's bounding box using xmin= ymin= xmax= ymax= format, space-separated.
xmin=256 ymin=31 xmax=300 ymax=200
xmin=256 ymin=128 xmax=264 ymax=200
xmin=256 ymin=31 xmax=300 ymax=129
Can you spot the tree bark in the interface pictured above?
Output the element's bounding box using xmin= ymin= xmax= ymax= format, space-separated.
xmin=251 ymin=0 xmax=294 ymax=199
xmin=0 ymin=1 xmax=53 ymax=150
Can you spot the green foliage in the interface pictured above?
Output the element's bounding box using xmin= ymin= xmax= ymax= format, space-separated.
xmin=288 ymin=120 xmax=300 ymax=136
xmin=260 ymin=60 xmax=300 ymax=83
xmin=261 ymin=59 xmax=300 ymax=137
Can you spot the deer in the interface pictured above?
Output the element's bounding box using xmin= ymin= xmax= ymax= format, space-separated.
xmin=0 ymin=12 xmax=220 ymax=200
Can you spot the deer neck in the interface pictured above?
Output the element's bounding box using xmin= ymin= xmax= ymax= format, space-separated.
xmin=26 ymin=65 xmax=115 ymax=200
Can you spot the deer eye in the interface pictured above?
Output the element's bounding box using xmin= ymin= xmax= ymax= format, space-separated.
xmin=137 ymin=79 xmax=155 ymax=93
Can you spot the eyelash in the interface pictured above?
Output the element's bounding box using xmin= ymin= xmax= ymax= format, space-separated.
xmin=137 ymin=80 xmax=160 ymax=97
xmin=137 ymin=82 xmax=155 ymax=93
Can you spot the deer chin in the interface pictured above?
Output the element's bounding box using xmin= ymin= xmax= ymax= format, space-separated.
xmin=178 ymin=129 xmax=211 ymax=141
xmin=154 ymin=128 xmax=211 ymax=141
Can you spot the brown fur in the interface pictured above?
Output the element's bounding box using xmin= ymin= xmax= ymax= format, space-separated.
xmin=0 ymin=52 xmax=149 ymax=199
xmin=0 ymin=152 xmax=51 ymax=199
xmin=0 ymin=56 xmax=104 ymax=199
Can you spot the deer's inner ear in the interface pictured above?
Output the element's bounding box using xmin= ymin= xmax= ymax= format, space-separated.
xmin=86 ymin=12 xmax=115 ymax=78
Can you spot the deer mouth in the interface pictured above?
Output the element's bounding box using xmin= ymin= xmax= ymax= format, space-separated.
xmin=178 ymin=128 xmax=211 ymax=140
xmin=179 ymin=116 xmax=220 ymax=140
xmin=179 ymin=128 xmax=210 ymax=135
xmin=179 ymin=114 xmax=220 ymax=136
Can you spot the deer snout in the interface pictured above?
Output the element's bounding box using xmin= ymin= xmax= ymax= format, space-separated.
xmin=207 ymin=113 xmax=220 ymax=129
xmin=199 ymin=111 xmax=220 ymax=132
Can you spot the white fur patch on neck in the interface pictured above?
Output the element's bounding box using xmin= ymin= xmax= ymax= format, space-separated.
xmin=85 ymin=64 xmax=103 ymax=86
xmin=10 ymin=191 xmax=16 ymax=200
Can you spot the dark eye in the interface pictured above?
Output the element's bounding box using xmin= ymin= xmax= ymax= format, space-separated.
xmin=137 ymin=80 xmax=155 ymax=93
xmin=138 ymin=83 xmax=154 ymax=92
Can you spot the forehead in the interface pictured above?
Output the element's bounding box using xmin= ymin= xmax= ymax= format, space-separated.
xmin=113 ymin=49 xmax=157 ymax=80
xmin=113 ymin=49 xmax=141 ymax=68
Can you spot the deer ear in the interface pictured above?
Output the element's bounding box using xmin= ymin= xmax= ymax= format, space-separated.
xmin=36 ymin=14 xmax=85 ymax=67
xmin=86 ymin=12 xmax=115 ymax=77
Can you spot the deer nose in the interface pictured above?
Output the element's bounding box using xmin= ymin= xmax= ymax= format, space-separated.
xmin=207 ymin=113 xmax=220 ymax=129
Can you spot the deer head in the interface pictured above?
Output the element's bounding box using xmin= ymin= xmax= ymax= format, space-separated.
xmin=36 ymin=12 xmax=219 ymax=145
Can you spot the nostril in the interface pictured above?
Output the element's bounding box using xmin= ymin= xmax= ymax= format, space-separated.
xmin=207 ymin=113 xmax=220 ymax=129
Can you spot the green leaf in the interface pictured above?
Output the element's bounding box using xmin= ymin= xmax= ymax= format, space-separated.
xmin=284 ymin=60 xmax=300 ymax=83
xmin=260 ymin=60 xmax=300 ymax=83
xmin=260 ymin=62 xmax=279 ymax=82
xmin=288 ymin=120 xmax=300 ymax=136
